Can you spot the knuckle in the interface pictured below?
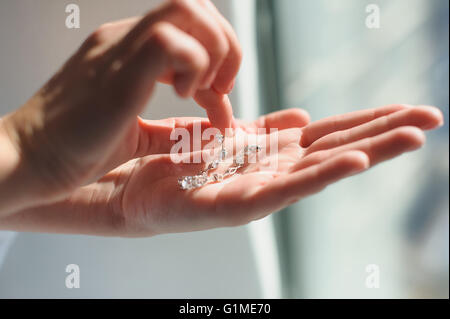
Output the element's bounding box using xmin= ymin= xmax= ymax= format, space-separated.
xmin=170 ymin=0 xmax=195 ymax=18
xmin=88 ymin=24 xmax=109 ymax=44
xmin=211 ymin=34 xmax=229 ymax=58
xmin=97 ymin=22 xmax=111 ymax=33
xmin=150 ymin=22 xmax=170 ymax=41
xmin=186 ymin=48 xmax=209 ymax=72
xmin=148 ymin=23 xmax=171 ymax=50
xmin=84 ymin=32 xmax=102 ymax=49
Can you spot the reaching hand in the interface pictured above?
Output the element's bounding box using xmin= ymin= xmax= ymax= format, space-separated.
xmin=0 ymin=0 xmax=241 ymax=212
xmin=0 ymin=105 xmax=442 ymax=236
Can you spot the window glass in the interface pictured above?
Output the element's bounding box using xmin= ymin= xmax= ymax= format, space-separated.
xmin=260 ymin=0 xmax=449 ymax=298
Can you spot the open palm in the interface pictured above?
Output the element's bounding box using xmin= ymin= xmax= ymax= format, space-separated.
xmin=73 ymin=103 xmax=439 ymax=237
xmin=4 ymin=104 xmax=441 ymax=236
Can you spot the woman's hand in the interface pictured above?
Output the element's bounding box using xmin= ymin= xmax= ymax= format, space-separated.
xmin=0 ymin=105 xmax=443 ymax=236
xmin=0 ymin=0 xmax=242 ymax=214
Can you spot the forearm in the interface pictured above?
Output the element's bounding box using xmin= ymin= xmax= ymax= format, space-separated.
xmin=1 ymin=115 xmax=131 ymax=236
xmin=0 ymin=183 xmax=126 ymax=236
xmin=0 ymin=116 xmax=35 ymax=216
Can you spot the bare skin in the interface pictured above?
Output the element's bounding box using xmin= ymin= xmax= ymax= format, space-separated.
xmin=0 ymin=0 xmax=444 ymax=237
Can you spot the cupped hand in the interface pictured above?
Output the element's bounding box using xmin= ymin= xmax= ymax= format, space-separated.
xmin=1 ymin=0 xmax=241 ymax=210
xmin=5 ymin=105 xmax=440 ymax=237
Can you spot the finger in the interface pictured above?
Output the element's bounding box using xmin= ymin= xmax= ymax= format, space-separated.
xmin=246 ymin=151 xmax=369 ymax=220
xmin=194 ymin=90 xmax=234 ymax=132
xmin=154 ymin=23 xmax=210 ymax=97
xmin=112 ymin=22 xmax=209 ymax=108
xmin=94 ymin=17 xmax=141 ymax=43
xmin=98 ymin=116 xmax=215 ymax=179
xmin=118 ymin=0 xmax=229 ymax=89
xmin=135 ymin=109 xmax=309 ymax=157
xmin=171 ymin=0 xmax=229 ymax=89
xmin=300 ymin=104 xmax=412 ymax=147
xmin=236 ymin=108 xmax=311 ymax=133
xmin=198 ymin=0 xmax=243 ymax=93
xmin=135 ymin=116 xmax=213 ymax=156
xmin=306 ymin=105 xmax=443 ymax=154
xmin=295 ymin=126 xmax=425 ymax=171
xmin=79 ymin=17 xmax=140 ymax=58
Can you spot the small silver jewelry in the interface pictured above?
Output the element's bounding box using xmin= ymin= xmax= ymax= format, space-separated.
xmin=178 ymin=134 xmax=262 ymax=190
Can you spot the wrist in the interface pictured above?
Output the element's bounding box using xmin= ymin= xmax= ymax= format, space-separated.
xmin=0 ymin=115 xmax=41 ymax=216
xmin=0 ymin=181 xmax=128 ymax=237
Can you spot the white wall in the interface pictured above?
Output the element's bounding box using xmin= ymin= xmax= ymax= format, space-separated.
xmin=0 ymin=0 xmax=261 ymax=298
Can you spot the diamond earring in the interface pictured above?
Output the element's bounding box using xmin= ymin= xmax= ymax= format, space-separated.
xmin=178 ymin=134 xmax=261 ymax=190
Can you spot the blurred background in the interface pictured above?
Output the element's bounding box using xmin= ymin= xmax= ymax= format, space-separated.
xmin=0 ymin=0 xmax=448 ymax=298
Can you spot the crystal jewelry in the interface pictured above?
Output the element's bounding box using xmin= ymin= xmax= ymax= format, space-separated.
xmin=178 ymin=134 xmax=262 ymax=190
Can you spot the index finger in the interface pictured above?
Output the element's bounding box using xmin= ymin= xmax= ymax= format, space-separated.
xmin=194 ymin=89 xmax=233 ymax=132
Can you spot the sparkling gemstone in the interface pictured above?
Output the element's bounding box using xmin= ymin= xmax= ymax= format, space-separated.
xmin=192 ymin=175 xmax=207 ymax=187
xmin=179 ymin=176 xmax=192 ymax=190
xmin=210 ymin=159 xmax=219 ymax=169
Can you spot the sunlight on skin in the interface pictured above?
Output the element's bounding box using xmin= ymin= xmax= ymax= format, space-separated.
xmin=0 ymin=1 xmax=444 ymax=237
xmin=0 ymin=0 xmax=243 ymax=215
xmin=0 ymin=105 xmax=443 ymax=237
